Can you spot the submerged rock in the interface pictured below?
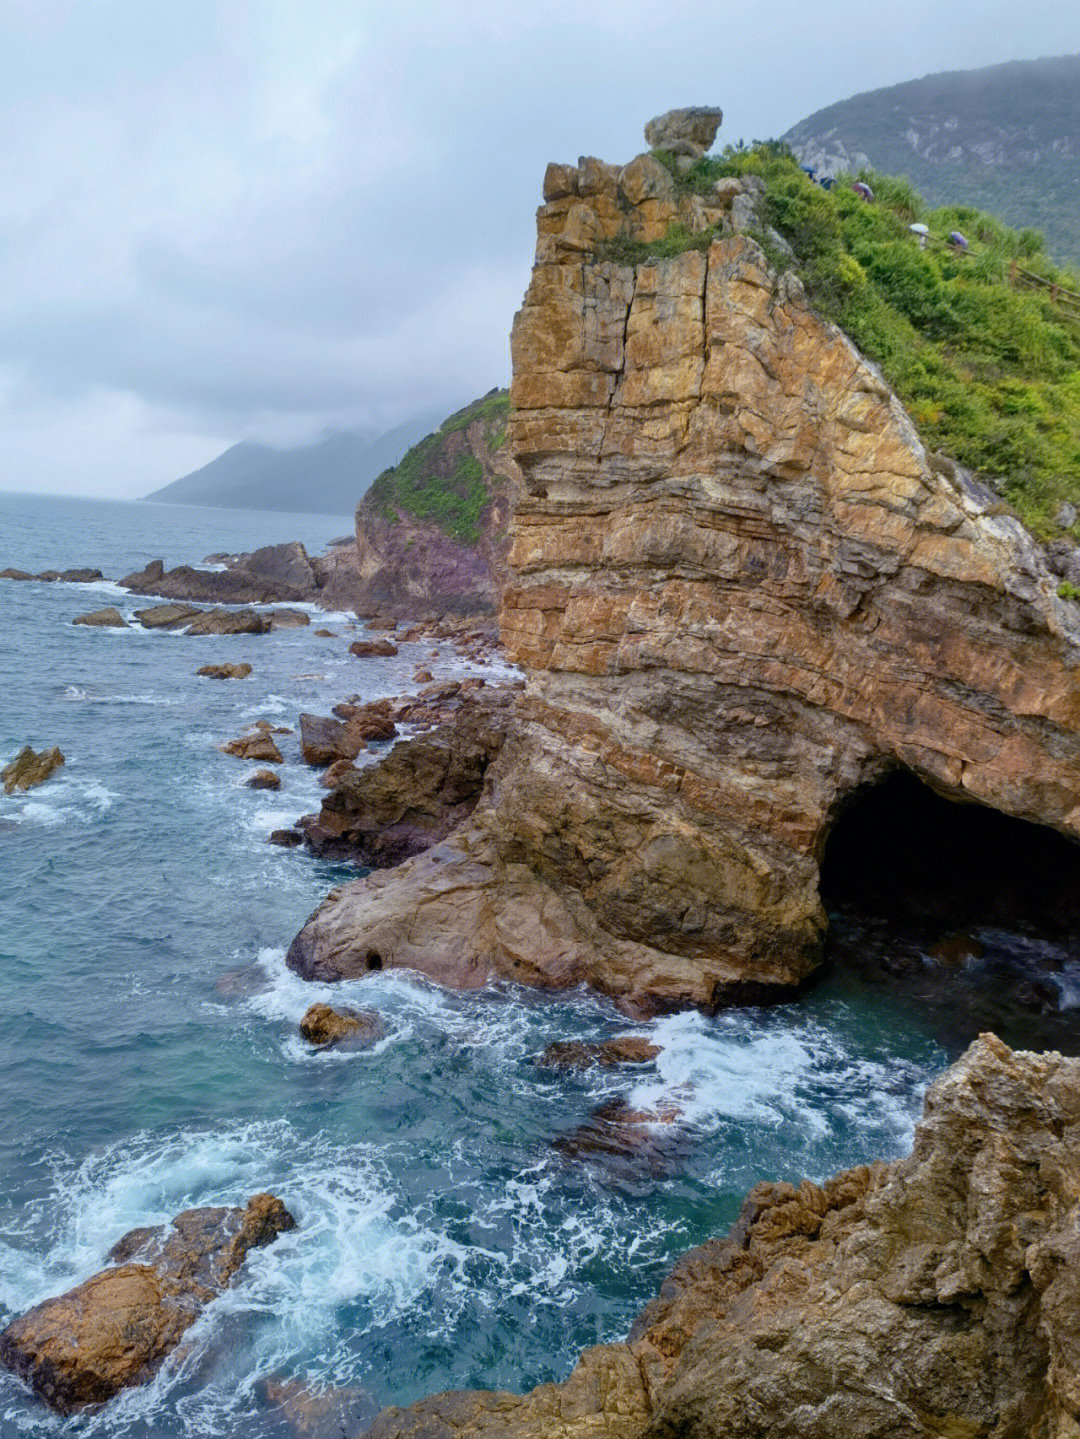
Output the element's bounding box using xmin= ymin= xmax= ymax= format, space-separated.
xmin=298 ymin=1002 xmax=385 ymax=1049
xmin=245 ymin=768 xmax=282 ymax=790
xmin=2 ymin=746 xmax=65 ymax=795
xmin=258 ymin=1375 xmax=376 ymax=1436
xmin=0 ymin=1194 xmax=294 ymax=1414
xmin=368 ymin=1035 xmax=1080 ymax=1438
xmin=537 ymin=1037 xmax=661 ymax=1070
xmin=72 ymin=607 xmax=126 ymax=627
xmin=197 ymin=662 xmax=252 ymax=679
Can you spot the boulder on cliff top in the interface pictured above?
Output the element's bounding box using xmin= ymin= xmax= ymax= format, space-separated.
xmin=2 ymin=746 xmax=65 ymax=795
xmin=365 ymin=1034 xmax=1080 ymax=1438
xmin=73 ymin=607 xmax=126 ymax=628
xmin=644 ymin=106 xmax=722 ymax=156
xmin=0 ymin=1194 xmax=294 ymax=1414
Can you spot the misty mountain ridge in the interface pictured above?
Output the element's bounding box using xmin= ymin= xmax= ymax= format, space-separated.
xmin=144 ymin=413 xmax=445 ymax=516
xmin=785 ymin=53 xmax=1080 ymax=264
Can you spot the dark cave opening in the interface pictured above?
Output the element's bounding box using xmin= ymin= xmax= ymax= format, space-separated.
xmin=818 ymin=770 xmax=1080 ymax=1033
xmin=820 ymin=769 xmax=1080 ymax=937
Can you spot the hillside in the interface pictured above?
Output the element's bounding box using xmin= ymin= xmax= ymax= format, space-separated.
xmin=144 ymin=415 xmax=440 ymax=516
xmin=616 ymin=143 xmax=1080 ymax=542
xmin=353 ymin=390 xmax=522 ymax=618
xmin=784 ymin=54 xmax=1080 ymax=265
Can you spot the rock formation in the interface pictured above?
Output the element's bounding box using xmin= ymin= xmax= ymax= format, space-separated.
xmin=353 ymin=392 xmax=523 ymax=620
xmin=72 ymin=607 xmax=126 ymax=627
xmin=364 ymin=1035 xmax=1080 ymax=1438
xmin=288 ymin=130 xmax=1080 ymax=1014
xmin=536 ymin=1036 xmax=661 ymax=1069
xmin=0 ymin=1194 xmax=294 ymax=1414
xmin=297 ymin=690 xmax=511 ymax=868
xmin=644 ymin=105 xmax=723 ymax=157
xmin=197 ymin=662 xmax=252 ymax=679
xmin=298 ymin=1002 xmax=385 ymax=1049
xmin=2 ymin=746 xmax=65 ymax=795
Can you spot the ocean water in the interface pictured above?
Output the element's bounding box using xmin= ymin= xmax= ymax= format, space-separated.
xmin=0 ymin=490 xmax=1042 ymax=1437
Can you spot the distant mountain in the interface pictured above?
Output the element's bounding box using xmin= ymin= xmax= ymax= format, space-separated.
xmin=785 ymin=54 xmax=1080 ymax=265
xmin=144 ymin=415 xmax=443 ymax=516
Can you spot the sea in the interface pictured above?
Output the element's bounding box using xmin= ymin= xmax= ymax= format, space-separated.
xmin=0 ymin=490 xmax=1067 ymax=1437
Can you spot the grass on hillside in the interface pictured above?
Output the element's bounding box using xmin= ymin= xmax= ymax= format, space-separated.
xmin=597 ymin=144 xmax=1080 ymax=539
xmin=365 ymin=390 xmax=508 ymax=545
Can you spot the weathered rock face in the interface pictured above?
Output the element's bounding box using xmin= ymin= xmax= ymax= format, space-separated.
xmin=197 ymin=662 xmax=252 ymax=679
xmin=295 ymin=690 xmax=511 ymax=870
xmin=0 ymin=1194 xmax=294 ymax=1414
xmin=288 ymin=139 xmax=1080 ymax=1014
xmin=364 ymin=1035 xmax=1080 ymax=1438
xmin=298 ymin=1002 xmax=385 ymax=1049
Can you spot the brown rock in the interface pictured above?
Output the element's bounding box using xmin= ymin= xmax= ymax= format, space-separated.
xmin=287 ymin=136 xmax=1080 ymax=1014
xmin=299 ymin=713 xmax=362 ymax=766
xmin=245 ymin=769 xmax=281 ymax=790
xmin=314 ymin=628 xmax=335 ymax=637
xmin=258 ymin=1376 xmax=376 ymax=1436
xmin=537 ymin=1037 xmax=661 ymax=1069
xmin=0 ymin=1195 xmax=294 ymax=1414
xmin=72 ymin=607 xmax=126 ymax=627
xmin=554 ymin=1097 xmax=684 ymax=1164
xmin=348 ymin=638 xmax=398 ymax=658
xmin=184 ymin=608 xmax=270 ymax=636
xmin=297 ymin=1002 xmax=385 ymax=1049
xmin=268 ymin=608 xmax=310 ymax=629
xmin=196 ymin=662 xmax=252 ymax=679
xmin=320 ymin=758 xmax=358 ymax=788
xmin=0 ymin=568 xmax=34 ymax=580
xmin=2 ymin=746 xmax=65 ymax=795
xmin=368 ymin=1036 xmax=1080 ymax=1438
xmin=220 ymin=730 xmax=283 ymax=763
xmin=269 ymin=829 xmax=303 ymax=847
xmin=290 ymin=689 xmax=510 ymax=872
xmin=413 ymin=668 xmax=433 ymax=683
xmin=134 ymin=603 xmax=201 ymax=630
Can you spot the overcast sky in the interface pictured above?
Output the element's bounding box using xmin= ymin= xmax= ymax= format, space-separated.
xmin=2 ymin=0 xmax=1077 ymax=498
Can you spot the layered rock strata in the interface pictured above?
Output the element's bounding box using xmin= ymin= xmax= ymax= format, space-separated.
xmin=364 ymin=1035 xmax=1080 ymax=1438
xmin=289 ymin=141 xmax=1080 ymax=1012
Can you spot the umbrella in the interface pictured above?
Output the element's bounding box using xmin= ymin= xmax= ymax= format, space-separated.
xmin=852 ymin=181 xmax=874 ymax=201
xmin=909 ymin=223 xmax=930 ymax=235
xmin=949 ymin=231 xmax=969 ymax=251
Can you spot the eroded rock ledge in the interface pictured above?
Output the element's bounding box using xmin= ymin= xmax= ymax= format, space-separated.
xmin=365 ymin=1035 xmax=1080 ymax=1438
xmin=288 ymin=139 xmax=1080 ymax=1013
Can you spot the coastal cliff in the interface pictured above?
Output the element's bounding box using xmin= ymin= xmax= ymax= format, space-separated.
xmin=289 ymin=130 xmax=1080 ymax=1012
xmin=365 ymin=1035 xmax=1080 ymax=1438
xmin=352 ymin=392 xmax=523 ymax=620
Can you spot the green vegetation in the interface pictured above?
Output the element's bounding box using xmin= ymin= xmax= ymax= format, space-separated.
xmin=365 ymin=390 xmax=508 ymax=545
xmin=597 ymin=143 xmax=1080 ymax=537
xmin=784 ymin=55 xmax=1080 ymax=266
xmin=1058 ymin=581 xmax=1080 ymax=602
xmin=595 ymin=221 xmax=718 ymax=267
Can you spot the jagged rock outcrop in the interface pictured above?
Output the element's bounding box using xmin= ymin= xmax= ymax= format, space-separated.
xmin=295 ymin=690 xmax=512 ymax=869
xmin=644 ymin=106 xmax=723 ymax=157
xmin=364 ymin=1035 xmax=1080 ymax=1438
xmin=353 ymin=392 xmax=524 ymax=620
xmin=0 ymin=1194 xmax=294 ymax=1414
xmin=288 ymin=137 xmax=1080 ymax=1014
xmin=2 ymin=746 xmax=65 ymax=795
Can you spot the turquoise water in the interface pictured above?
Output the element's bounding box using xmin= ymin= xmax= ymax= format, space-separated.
xmin=0 ymin=492 xmax=965 ymax=1436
